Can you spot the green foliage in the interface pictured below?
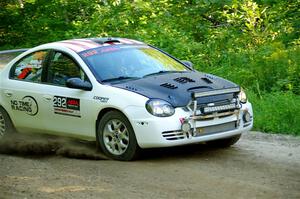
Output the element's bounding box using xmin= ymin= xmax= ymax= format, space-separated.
xmin=248 ymin=91 xmax=300 ymax=135
xmin=1 ymin=0 xmax=299 ymax=135
xmin=0 ymin=0 xmax=96 ymax=46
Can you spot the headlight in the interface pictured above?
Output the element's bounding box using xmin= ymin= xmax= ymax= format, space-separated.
xmin=146 ymin=99 xmax=175 ymax=117
xmin=238 ymin=89 xmax=247 ymax=103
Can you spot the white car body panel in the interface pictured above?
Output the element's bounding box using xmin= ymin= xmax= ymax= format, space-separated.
xmin=126 ymin=102 xmax=253 ymax=148
xmin=0 ymin=39 xmax=253 ymax=150
xmin=0 ymin=44 xmax=149 ymax=140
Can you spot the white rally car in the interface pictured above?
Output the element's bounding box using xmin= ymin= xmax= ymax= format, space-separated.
xmin=0 ymin=38 xmax=253 ymax=160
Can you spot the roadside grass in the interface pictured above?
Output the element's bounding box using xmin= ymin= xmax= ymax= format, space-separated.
xmin=248 ymin=91 xmax=300 ymax=136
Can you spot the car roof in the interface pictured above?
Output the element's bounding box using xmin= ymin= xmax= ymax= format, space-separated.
xmin=51 ymin=37 xmax=145 ymax=53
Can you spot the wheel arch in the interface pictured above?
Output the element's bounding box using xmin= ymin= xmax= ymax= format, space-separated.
xmin=0 ymin=105 xmax=11 ymax=120
xmin=95 ymin=107 xmax=140 ymax=160
xmin=0 ymin=104 xmax=16 ymax=132
xmin=96 ymin=107 xmax=132 ymax=133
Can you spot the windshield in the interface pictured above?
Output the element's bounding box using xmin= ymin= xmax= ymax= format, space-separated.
xmin=80 ymin=45 xmax=188 ymax=82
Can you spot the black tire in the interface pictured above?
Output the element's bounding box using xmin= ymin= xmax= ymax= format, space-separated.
xmin=207 ymin=134 xmax=241 ymax=148
xmin=0 ymin=106 xmax=14 ymax=138
xmin=96 ymin=110 xmax=140 ymax=161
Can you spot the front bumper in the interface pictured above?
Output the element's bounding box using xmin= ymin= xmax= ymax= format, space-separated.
xmin=125 ymin=101 xmax=253 ymax=149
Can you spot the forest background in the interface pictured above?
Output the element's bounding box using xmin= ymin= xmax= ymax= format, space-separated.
xmin=0 ymin=0 xmax=299 ymax=135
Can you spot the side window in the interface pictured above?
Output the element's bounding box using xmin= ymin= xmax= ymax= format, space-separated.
xmin=47 ymin=52 xmax=86 ymax=86
xmin=11 ymin=51 xmax=48 ymax=82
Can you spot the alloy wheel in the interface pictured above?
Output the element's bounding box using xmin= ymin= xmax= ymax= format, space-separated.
xmin=103 ymin=119 xmax=129 ymax=155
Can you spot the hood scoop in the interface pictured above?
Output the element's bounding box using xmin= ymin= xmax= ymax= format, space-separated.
xmin=188 ymin=86 xmax=212 ymax=92
xmin=174 ymin=77 xmax=195 ymax=84
xmin=201 ymin=77 xmax=213 ymax=84
xmin=160 ymin=83 xmax=178 ymax=89
xmin=125 ymin=85 xmax=138 ymax=91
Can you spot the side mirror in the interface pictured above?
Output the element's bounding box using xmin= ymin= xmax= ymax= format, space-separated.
xmin=66 ymin=78 xmax=92 ymax=91
xmin=181 ymin=60 xmax=193 ymax=69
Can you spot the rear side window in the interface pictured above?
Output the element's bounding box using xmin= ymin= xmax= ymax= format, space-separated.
xmin=10 ymin=51 xmax=48 ymax=83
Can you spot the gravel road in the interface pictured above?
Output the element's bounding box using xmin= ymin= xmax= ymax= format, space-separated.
xmin=0 ymin=131 xmax=299 ymax=199
xmin=1 ymin=52 xmax=299 ymax=199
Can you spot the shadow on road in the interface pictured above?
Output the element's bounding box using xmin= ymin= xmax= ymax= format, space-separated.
xmin=140 ymin=143 xmax=233 ymax=161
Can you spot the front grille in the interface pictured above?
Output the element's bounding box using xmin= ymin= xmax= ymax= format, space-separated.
xmin=162 ymin=131 xmax=185 ymax=140
xmin=193 ymin=110 xmax=239 ymax=121
xmin=162 ymin=121 xmax=238 ymax=141
xmin=194 ymin=121 xmax=237 ymax=137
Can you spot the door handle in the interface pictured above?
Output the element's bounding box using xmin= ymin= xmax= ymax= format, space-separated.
xmin=4 ymin=90 xmax=13 ymax=97
xmin=43 ymin=95 xmax=52 ymax=101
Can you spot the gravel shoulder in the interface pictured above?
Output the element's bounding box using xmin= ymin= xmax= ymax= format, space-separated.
xmin=0 ymin=131 xmax=299 ymax=199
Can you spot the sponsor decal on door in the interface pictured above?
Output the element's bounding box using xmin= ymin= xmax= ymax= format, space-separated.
xmin=53 ymin=96 xmax=80 ymax=117
xmin=11 ymin=96 xmax=39 ymax=116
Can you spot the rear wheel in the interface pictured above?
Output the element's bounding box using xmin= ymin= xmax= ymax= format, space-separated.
xmin=97 ymin=111 xmax=139 ymax=161
xmin=207 ymin=134 xmax=241 ymax=148
xmin=0 ymin=106 xmax=14 ymax=138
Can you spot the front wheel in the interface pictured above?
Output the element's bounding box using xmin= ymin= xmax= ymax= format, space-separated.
xmin=207 ymin=134 xmax=241 ymax=148
xmin=97 ymin=111 xmax=139 ymax=161
xmin=0 ymin=106 xmax=14 ymax=138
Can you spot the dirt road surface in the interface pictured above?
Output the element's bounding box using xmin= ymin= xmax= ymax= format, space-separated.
xmin=0 ymin=131 xmax=299 ymax=199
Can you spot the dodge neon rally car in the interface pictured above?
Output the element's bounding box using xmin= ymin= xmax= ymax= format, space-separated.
xmin=0 ymin=38 xmax=253 ymax=160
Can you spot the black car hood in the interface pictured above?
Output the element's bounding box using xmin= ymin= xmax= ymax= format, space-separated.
xmin=111 ymin=71 xmax=239 ymax=107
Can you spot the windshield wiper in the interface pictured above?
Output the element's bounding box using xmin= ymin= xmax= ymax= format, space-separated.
xmin=101 ymin=76 xmax=140 ymax=83
xmin=143 ymin=70 xmax=186 ymax=78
